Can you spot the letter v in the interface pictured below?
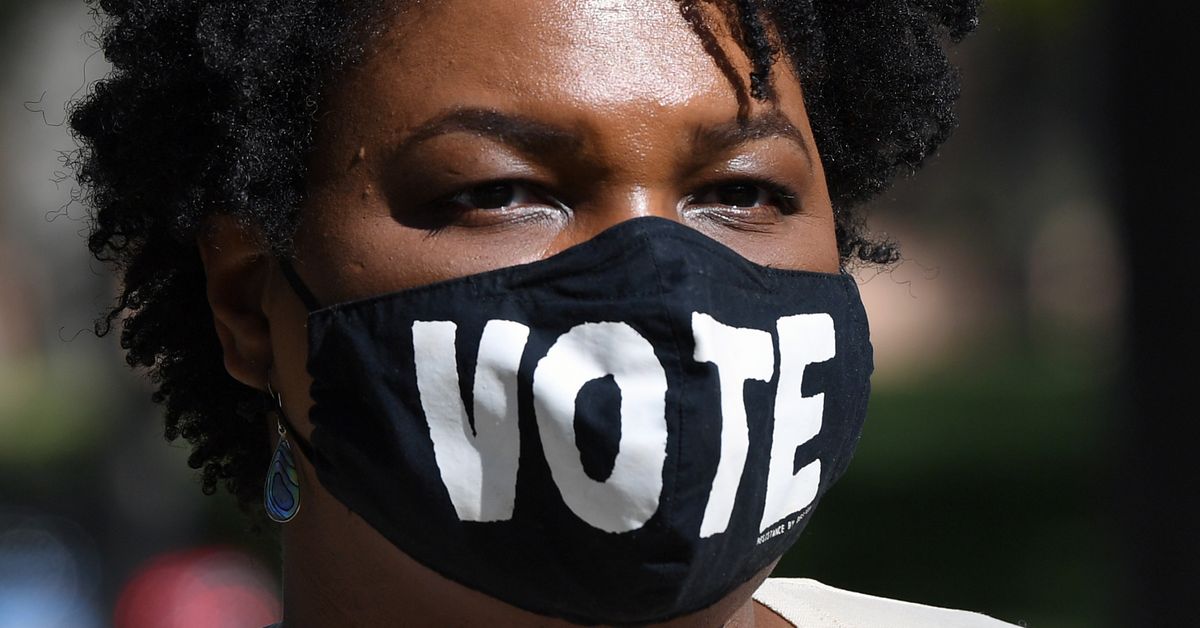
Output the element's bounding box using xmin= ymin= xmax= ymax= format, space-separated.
xmin=413 ymin=320 xmax=530 ymax=522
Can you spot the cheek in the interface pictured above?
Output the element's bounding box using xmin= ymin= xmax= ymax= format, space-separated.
xmin=794 ymin=214 xmax=842 ymax=273
xmin=297 ymin=177 xmax=564 ymax=305
xmin=694 ymin=213 xmax=841 ymax=274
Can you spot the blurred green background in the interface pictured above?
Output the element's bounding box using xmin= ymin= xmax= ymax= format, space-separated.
xmin=0 ymin=1 xmax=1150 ymax=627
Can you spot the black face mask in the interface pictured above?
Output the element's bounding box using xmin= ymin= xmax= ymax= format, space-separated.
xmin=276 ymin=217 xmax=873 ymax=626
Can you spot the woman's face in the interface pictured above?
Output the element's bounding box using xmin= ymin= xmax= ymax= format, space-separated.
xmin=251 ymin=0 xmax=838 ymax=622
xmin=268 ymin=0 xmax=838 ymax=427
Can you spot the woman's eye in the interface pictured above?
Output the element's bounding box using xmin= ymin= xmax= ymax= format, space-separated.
xmin=421 ymin=180 xmax=569 ymax=231
xmin=449 ymin=182 xmax=548 ymax=210
xmin=689 ymin=182 xmax=797 ymax=213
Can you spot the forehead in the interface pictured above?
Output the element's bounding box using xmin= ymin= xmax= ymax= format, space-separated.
xmin=319 ymin=0 xmax=793 ymax=145
xmin=397 ymin=0 xmax=731 ymax=103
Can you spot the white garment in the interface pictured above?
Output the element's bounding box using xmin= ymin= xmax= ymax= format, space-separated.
xmin=752 ymin=578 xmax=1020 ymax=627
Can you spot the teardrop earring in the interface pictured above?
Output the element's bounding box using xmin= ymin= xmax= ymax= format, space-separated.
xmin=264 ymin=383 xmax=301 ymax=523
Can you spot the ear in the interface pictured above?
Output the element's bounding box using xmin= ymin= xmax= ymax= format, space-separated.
xmin=197 ymin=214 xmax=273 ymax=391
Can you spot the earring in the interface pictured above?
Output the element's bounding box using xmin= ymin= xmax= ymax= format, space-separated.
xmin=264 ymin=383 xmax=301 ymax=523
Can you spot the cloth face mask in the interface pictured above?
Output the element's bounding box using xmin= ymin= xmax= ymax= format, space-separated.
xmin=276 ymin=217 xmax=873 ymax=626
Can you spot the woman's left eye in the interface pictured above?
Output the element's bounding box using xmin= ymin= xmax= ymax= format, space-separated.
xmin=687 ymin=182 xmax=798 ymax=213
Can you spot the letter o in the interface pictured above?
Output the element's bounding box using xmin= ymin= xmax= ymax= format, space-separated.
xmin=533 ymin=322 xmax=669 ymax=533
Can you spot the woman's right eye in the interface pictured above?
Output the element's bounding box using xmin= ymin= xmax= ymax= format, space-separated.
xmin=417 ymin=181 xmax=570 ymax=231
xmin=446 ymin=181 xmax=556 ymax=211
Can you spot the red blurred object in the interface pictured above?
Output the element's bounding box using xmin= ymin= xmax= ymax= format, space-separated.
xmin=114 ymin=546 xmax=281 ymax=628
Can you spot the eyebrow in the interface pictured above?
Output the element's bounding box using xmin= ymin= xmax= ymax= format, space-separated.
xmin=394 ymin=108 xmax=585 ymax=159
xmin=392 ymin=107 xmax=811 ymax=163
xmin=688 ymin=110 xmax=812 ymax=162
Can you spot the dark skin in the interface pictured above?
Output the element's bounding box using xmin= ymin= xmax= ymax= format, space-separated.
xmin=199 ymin=0 xmax=838 ymax=625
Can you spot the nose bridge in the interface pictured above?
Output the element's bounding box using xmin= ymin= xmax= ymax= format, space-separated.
xmin=589 ymin=184 xmax=679 ymax=227
xmin=557 ymin=185 xmax=680 ymax=254
xmin=562 ymin=120 xmax=686 ymax=249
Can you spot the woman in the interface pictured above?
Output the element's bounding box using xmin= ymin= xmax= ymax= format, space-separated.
xmin=71 ymin=0 xmax=1013 ymax=625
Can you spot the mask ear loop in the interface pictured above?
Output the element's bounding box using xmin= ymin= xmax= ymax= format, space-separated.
xmin=277 ymin=257 xmax=323 ymax=312
xmin=264 ymin=380 xmax=305 ymax=523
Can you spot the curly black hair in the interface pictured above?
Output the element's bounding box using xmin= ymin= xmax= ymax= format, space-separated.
xmin=69 ymin=0 xmax=980 ymax=517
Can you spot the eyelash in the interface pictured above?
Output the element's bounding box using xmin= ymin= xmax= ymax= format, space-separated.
xmin=442 ymin=181 xmax=565 ymax=213
xmin=685 ymin=178 xmax=802 ymax=216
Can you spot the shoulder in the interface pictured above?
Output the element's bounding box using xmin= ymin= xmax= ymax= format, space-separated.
xmin=753 ymin=578 xmax=1022 ymax=628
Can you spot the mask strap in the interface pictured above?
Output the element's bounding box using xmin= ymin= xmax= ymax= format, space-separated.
xmin=277 ymin=257 xmax=323 ymax=312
